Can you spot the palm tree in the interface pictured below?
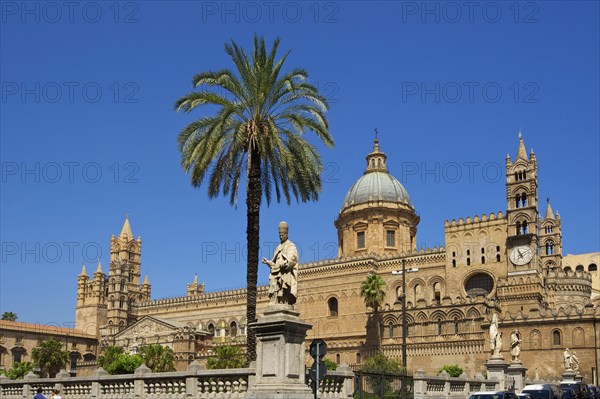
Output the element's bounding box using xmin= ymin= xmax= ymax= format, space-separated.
xmin=360 ymin=273 xmax=387 ymax=351
xmin=31 ymin=339 xmax=69 ymax=378
xmin=174 ymin=35 xmax=333 ymax=361
xmin=360 ymin=273 xmax=386 ymax=311
xmin=139 ymin=344 xmax=175 ymax=372
xmin=1 ymin=312 xmax=17 ymax=321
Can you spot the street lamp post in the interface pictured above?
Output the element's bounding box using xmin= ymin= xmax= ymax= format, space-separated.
xmin=392 ymin=259 xmax=419 ymax=399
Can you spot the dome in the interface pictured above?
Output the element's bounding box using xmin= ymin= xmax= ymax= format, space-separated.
xmin=342 ymin=171 xmax=412 ymax=210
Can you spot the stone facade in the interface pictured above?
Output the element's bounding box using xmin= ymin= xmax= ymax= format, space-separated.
xmin=75 ymin=134 xmax=600 ymax=384
xmin=0 ymin=320 xmax=97 ymax=374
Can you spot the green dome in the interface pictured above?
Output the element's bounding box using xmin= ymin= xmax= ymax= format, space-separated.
xmin=342 ymin=171 xmax=412 ymax=211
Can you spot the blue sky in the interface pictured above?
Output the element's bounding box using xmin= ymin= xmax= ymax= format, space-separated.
xmin=1 ymin=1 xmax=598 ymax=326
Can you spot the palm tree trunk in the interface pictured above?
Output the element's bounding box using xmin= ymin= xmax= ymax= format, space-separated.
xmin=246 ymin=146 xmax=261 ymax=362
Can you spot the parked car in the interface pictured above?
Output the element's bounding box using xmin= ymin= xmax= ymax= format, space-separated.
xmin=584 ymin=386 xmax=596 ymax=399
xmin=562 ymin=389 xmax=577 ymax=399
xmin=469 ymin=391 xmax=520 ymax=399
xmin=522 ymin=384 xmax=564 ymax=399
xmin=560 ymin=381 xmax=588 ymax=399
xmin=587 ymin=386 xmax=600 ymax=399
xmin=518 ymin=393 xmax=533 ymax=399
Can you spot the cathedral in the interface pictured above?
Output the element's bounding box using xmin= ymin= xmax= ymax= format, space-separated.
xmin=74 ymin=135 xmax=600 ymax=382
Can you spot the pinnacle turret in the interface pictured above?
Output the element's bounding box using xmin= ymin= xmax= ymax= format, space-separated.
xmin=79 ymin=264 xmax=88 ymax=277
xmin=517 ymin=131 xmax=528 ymax=160
xmin=365 ymin=129 xmax=388 ymax=173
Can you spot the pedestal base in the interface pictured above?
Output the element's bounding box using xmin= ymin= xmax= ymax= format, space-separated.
xmin=246 ymin=306 xmax=313 ymax=399
xmin=562 ymin=370 xmax=583 ymax=382
xmin=485 ymin=357 xmax=509 ymax=391
xmin=507 ymin=361 xmax=528 ymax=392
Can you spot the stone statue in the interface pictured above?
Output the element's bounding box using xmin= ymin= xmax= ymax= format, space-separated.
xmin=261 ymin=221 xmax=298 ymax=306
xmin=563 ymin=348 xmax=572 ymax=370
xmin=510 ymin=330 xmax=522 ymax=361
xmin=493 ymin=331 xmax=503 ymax=357
xmin=570 ymin=351 xmax=580 ymax=371
xmin=489 ymin=313 xmax=499 ymax=356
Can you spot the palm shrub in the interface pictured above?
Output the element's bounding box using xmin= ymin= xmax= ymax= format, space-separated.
xmin=31 ymin=339 xmax=69 ymax=377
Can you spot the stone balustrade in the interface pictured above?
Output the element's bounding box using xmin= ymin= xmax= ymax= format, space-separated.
xmin=0 ymin=363 xmax=355 ymax=399
xmin=413 ymin=369 xmax=501 ymax=399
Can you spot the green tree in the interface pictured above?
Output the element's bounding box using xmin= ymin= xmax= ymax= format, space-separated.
xmin=206 ymin=346 xmax=248 ymax=369
xmin=363 ymin=352 xmax=404 ymax=396
xmin=105 ymin=353 xmax=143 ymax=375
xmin=322 ymin=357 xmax=338 ymax=371
xmin=1 ymin=312 xmax=17 ymax=321
xmin=3 ymin=362 xmax=36 ymax=380
xmin=360 ymin=273 xmax=386 ymax=311
xmin=31 ymin=339 xmax=69 ymax=378
xmin=139 ymin=344 xmax=175 ymax=372
xmin=360 ymin=273 xmax=386 ymax=349
xmin=439 ymin=364 xmax=463 ymax=377
xmin=98 ymin=345 xmax=124 ymax=369
xmin=174 ymin=34 xmax=333 ymax=361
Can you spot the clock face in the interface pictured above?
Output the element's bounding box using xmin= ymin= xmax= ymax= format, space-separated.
xmin=510 ymin=245 xmax=533 ymax=265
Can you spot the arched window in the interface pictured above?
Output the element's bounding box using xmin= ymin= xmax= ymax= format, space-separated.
xmin=328 ymin=297 xmax=338 ymax=317
xmin=120 ymin=279 xmax=125 ymax=291
xmin=515 ymin=194 xmax=521 ymax=208
xmin=396 ymin=287 xmax=402 ymax=300
xmin=552 ymin=330 xmax=562 ymax=346
xmin=522 ymin=221 xmax=528 ymax=234
xmin=522 ymin=193 xmax=528 ymax=207
xmin=576 ymin=265 xmax=584 ymax=272
xmin=589 ymin=263 xmax=598 ymax=272
xmin=466 ymin=257 xmax=471 ymax=266
xmin=207 ymin=323 xmax=215 ymax=336
xmin=336 ymin=354 xmax=340 ymax=364
xmin=546 ymin=242 xmax=554 ymax=255
xmin=433 ymin=283 xmax=441 ymax=303
xmin=481 ymin=256 xmax=485 ymax=264
xmin=437 ymin=320 xmax=443 ymax=335
xmin=119 ymin=297 xmax=124 ymax=309
xmin=378 ymin=159 xmax=382 ymax=168
xmin=413 ymin=284 xmax=421 ymax=301
xmin=356 ymin=353 xmax=361 ymax=364
xmin=465 ymin=273 xmax=494 ymax=297
xmin=564 ymin=266 xmax=572 ymax=272
xmin=452 ymin=259 xmax=456 ymax=267
xmin=230 ymin=321 xmax=237 ymax=337
xmin=496 ymin=254 xmax=501 ymax=262
xmin=454 ymin=319 xmax=459 ymax=335
xmin=388 ymin=322 xmax=394 ymax=338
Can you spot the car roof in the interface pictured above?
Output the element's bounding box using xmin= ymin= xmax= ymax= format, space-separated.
xmin=523 ymin=385 xmax=558 ymax=390
xmin=471 ymin=392 xmax=507 ymax=395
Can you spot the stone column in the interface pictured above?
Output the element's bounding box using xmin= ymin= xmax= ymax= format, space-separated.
xmin=507 ymin=361 xmax=528 ymax=392
xmin=246 ymin=306 xmax=313 ymax=399
xmin=485 ymin=358 xmax=509 ymax=390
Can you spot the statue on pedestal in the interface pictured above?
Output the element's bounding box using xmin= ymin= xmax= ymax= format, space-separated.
xmin=261 ymin=221 xmax=298 ymax=306
xmin=510 ymin=330 xmax=522 ymax=361
xmin=489 ymin=313 xmax=501 ymax=357
xmin=570 ymin=351 xmax=580 ymax=372
xmin=563 ymin=348 xmax=572 ymax=370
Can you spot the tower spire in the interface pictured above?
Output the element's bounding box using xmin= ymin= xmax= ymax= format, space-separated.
xmin=120 ymin=214 xmax=133 ymax=238
xmin=517 ymin=130 xmax=528 ymax=160
xmin=545 ymin=198 xmax=555 ymax=219
xmin=79 ymin=264 xmax=88 ymax=277
xmin=95 ymin=260 xmax=103 ymax=273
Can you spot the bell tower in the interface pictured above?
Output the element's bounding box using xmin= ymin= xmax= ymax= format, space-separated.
xmin=497 ymin=132 xmax=545 ymax=313
xmin=106 ymin=215 xmax=149 ymax=334
xmin=505 ymin=132 xmax=540 ymax=271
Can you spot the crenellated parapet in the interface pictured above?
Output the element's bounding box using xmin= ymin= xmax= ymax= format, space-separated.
xmin=444 ymin=211 xmax=506 ymax=230
xmin=133 ymin=285 xmax=269 ymax=312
